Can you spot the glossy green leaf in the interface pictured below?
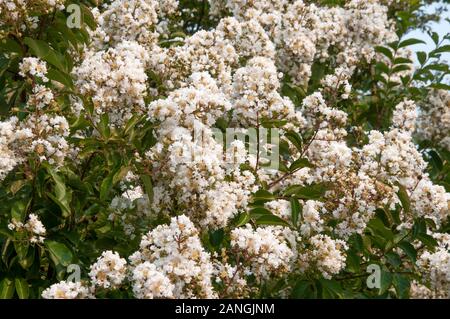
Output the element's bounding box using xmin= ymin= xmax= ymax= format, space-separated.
xmin=14 ymin=278 xmax=29 ymax=299
xmin=0 ymin=278 xmax=15 ymax=299
xmin=398 ymin=38 xmax=426 ymax=48
xmin=45 ymin=240 xmax=73 ymax=267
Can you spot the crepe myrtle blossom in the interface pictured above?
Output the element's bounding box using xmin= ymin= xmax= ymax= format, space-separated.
xmin=2 ymin=0 xmax=445 ymax=300
xmin=42 ymin=281 xmax=91 ymax=299
xmin=89 ymin=251 xmax=128 ymax=289
xmin=8 ymin=213 xmax=46 ymax=244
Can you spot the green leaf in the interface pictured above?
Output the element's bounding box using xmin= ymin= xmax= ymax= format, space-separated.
xmin=14 ymin=241 xmax=29 ymax=262
xmin=235 ymin=212 xmax=250 ymax=227
xmin=0 ymin=278 xmax=15 ymax=299
xmin=416 ymin=51 xmax=427 ymax=65
xmin=9 ymin=179 xmax=27 ymax=195
xmin=367 ymin=217 xmax=393 ymax=241
xmin=46 ymin=165 xmax=72 ymax=218
xmin=124 ymin=115 xmax=142 ymax=135
xmin=398 ymin=241 xmax=417 ymax=263
xmin=385 ymin=252 xmax=402 ymax=268
xmin=45 ymin=240 xmax=73 ymax=267
xmin=375 ymin=46 xmax=393 ymax=60
xmin=24 ymin=38 xmax=67 ymax=72
xmin=375 ymin=61 xmax=390 ymax=74
xmin=393 ymin=57 xmax=412 ymax=65
xmin=252 ymin=189 xmax=276 ymax=202
xmin=393 ymin=274 xmax=410 ymax=299
xmin=250 ymin=207 xmax=273 ymax=216
xmin=290 ymin=197 xmax=301 ymax=226
xmin=396 ymin=183 xmax=410 ymax=214
xmin=81 ymin=4 xmax=97 ymax=30
xmin=291 ymin=280 xmax=315 ymax=298
xmin=431 ymin=32 xmax=439 ymax=45
xmin=345 ymin=249 xmax=360 ymax=273
xmin=319 ymin=279 xmax=343 ymax=299
xmin=19 ymin=246 xmax=35 ymax=270
xmin=209 ymin=229 xmax=224 ymax=248
xmin=141 ymin=174 xmax=153 ymax=202
xmin=416 ymin=233 xmax=438 ymax=249
xmin=98 ymin=114 xmax=111 ymax=139
xmin=284 ymin=131 xmax=302 ymax=151
xmin=424 ymin=63 xmax=449 ymax=72
xmin=289 ymin=158 xmax=312 ymax=172
xmin=428 ymin=150 xmax=443 ymax=171
xmin=398 ymin=38 xmax=426 ymax=48
xmin=284 ymin=183 xmax=327 ymax=200
xmin=47 ymin=68 xmax=74 ymax=89
xmin=14 ymin=278 xmax=29 ymax=299
xmin=260 ymin=119 xmax=288 ymax=128
xmin=255 ymin=214 xmax=290 ymax=227
xmin=412 ymin=218 xmax=426 ymax=238
xmin=392 ymin=64 xmax=411 ymax=73
xmin=430 ymin=83 xmax=450 ymax=90
xmin=100 ymin=173 xmax=114 ymax=201
xmin=113 ymin=166 xmax=131 ymax=185
xmin=379 ymin=269 xmax=393 ymax=295
xmin=431 ymin=45 xmax=450 ymax=55
xmin=11 ymin=200 xmax=27 ymax=222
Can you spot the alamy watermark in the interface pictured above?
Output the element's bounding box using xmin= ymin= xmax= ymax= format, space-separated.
xmin=366 ymin=264 xmax=381 ymax=289
xmin=66 ymin=4 xmax=82 ymax=29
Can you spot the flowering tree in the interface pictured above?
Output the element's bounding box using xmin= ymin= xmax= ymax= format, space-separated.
xmin=0 ymin=0 xmax=449 ymax=299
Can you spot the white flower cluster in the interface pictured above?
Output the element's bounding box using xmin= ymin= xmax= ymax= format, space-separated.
xmin=213 ymin=261 xmax=252 ymax=298
xmin=131 ymin=262 xmax=174 ymax=299
xmin=300 ymin=200 xmax=325 ymax=237
xmin=19 ymin=57 xmax=48 ymax=82
xmin=210 ymin=0 xmax=396 ymax=86
xmin=26 ymin=114 xmax=71 ymax=165
xmin=129 ymin=215 xmax=217 ymax=298
xmin=410 ymin=180 xmax=450 ymax=227
xmin=31 ymin=0 xmax=449 ymax=299
xmin=1 ymin=56 xmax=72 ymax=180
xmin=412 ymin=233 xmax=450 ymax=299
xmin=217 ymin=17 xmax=275 ymax=60
xmin=91 ymin=0 xmax=179 ymax=49
xmin=231 ymin=56 xmax=303 ymax=126
xmin=0 ymin=0 xmax=65 ymax=31
xmin=320 ymin=67 xmax=353 ymax=100
xmin=27 ymin=85 xmax=55 ymax=110
xmin=0 ymin=117 xmax=29 ymax=180
xmin=298 ymin=234 xmax=348 ymax=280
xmin=416 ymin=89 xmax=450 ymax=151
xmin=230 ymin=225 xmax=294 ymax=278
xmin=392 ymin=99 xmax=418 ymax=132
xmin=89 ymin=250 xmax=128 ymax=289
xmin=8 ymin=213 xmax=46 ymax=244
xmin=148 ymin=28 xmax=238 ymax=93
xmin=264 ymin=199 xmax=291 ymax=220
xmin=42 ymin=281 xmax=90 ymax=299
xmin=0 ymin=113 xmax=70 ymax=179
xmin=147 ymin=72 xmax=257 ymax=228
xmin=73 ymin=41 xmax=149 ymax=126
